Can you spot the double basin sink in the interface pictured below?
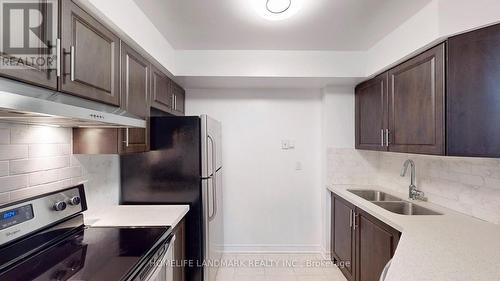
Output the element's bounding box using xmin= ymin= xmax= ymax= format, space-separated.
xmin=348 ymin=190 xmax=442 ymax=216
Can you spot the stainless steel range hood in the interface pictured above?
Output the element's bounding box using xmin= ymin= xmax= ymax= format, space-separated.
xmin=0 ymin=77 xmax=145 ymax=128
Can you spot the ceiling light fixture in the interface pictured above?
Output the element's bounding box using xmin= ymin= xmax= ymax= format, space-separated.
xmin=266 ymin=0 xmax=291 ymax=14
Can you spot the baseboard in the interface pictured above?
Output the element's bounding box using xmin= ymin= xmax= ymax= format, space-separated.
xmin=223 ymin=244 xmax=322 ymax=254
xmin=320 ymin=246 xmax=332 ymax=260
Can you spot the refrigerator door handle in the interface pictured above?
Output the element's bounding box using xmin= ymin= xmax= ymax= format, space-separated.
xmin=208 ymin=135 xmax=218 ymax=221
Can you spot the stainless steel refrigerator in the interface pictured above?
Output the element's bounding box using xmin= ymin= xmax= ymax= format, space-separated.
xmin=120 ymin=115 xmax=223 ymax=281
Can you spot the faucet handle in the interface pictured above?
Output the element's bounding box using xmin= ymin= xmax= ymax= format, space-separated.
xmin=411 ymin=189 xmax=427 ymax=201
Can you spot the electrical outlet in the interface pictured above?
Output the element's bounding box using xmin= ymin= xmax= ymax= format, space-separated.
xmin=295 ymin=161 xmax=302 ymax=170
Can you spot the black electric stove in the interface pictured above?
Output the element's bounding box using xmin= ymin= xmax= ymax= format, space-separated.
xmin=0 ymin=185 xmax=172 ymax=281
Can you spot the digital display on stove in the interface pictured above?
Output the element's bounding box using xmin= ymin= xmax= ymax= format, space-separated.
xmin=0 ymin=204 xmax=34 ymax=230
xmin=3 ymin=210 xmax=17 ymax=219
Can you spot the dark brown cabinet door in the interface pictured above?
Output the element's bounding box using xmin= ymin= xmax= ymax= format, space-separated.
xmin=331 ymin=194 xmax=355 ymax=281
xmin=120 ymin=43 xmax=149 ymax=154
xmin=388 ymin=44 xmax=445 ymax=155
xmin=60 ymin=0 xmax=120 ymax=106
xmin=355 ymin=73 xmax=388 ymax=151
xmin=355 ymin=209 xmax=399 ymax=281
xmin=173 ymin=220 xmax=186 ymax=281
xmin=0 ymin=0 xmax=58 ymax=89
xmin=150 ymin=64 xmax=173 ymax=113
xmin=447 ymin=24 xmax=500 ymax=157
xmin=173 ymin=82 xmax=186 ymax=114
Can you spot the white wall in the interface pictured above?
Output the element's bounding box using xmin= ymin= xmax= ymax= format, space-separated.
xmin=186 ymin=88 xmax=322 ymax=253
xmin=176 ymin=50 xmax=366 ymax=78
xmin=365 ymin=0 xmax=440 ymax=77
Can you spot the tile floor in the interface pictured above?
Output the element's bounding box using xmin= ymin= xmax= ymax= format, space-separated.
xmin=214 ymin=254 xmax=347 ymax=281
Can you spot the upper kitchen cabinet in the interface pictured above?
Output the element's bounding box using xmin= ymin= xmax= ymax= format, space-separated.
xmin=0 ymin=0 xmax=58 ymax=89
xmin=119 ymin=43 xmax=150 ymax=154
xmin=447 ymin=24 xmax=500 ymax=157
xmin=150 ymin=64 xmax=186 ymax=116
xmin=355 ymin=73 xmax=388 ymax=151
xmin=120 ymin=43 xmax=149 ymax=119
xmin=387 ymin=43 xmax=445 ymax=155
xmin=150 ymin=64 xmax=173 ymax=113
xmin=73 ymin=43 xmax=150 ymax=155
xmin=171 ymin=82 xmax=186 ymax=115
xmin=387 ymin=44 xmax=445 ymax=155
xmin=60 ymin=0 xmax=120 ymax=106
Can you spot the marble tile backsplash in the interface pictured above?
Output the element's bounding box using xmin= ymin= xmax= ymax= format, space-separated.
xmin=0 ymin=123 xmax=120 ymax=213
xmin=327 ymin=148 xmax=500 ymax=224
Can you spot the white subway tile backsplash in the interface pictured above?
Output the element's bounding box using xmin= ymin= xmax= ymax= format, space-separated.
xmin=0 ymin=122 xmax=118 ymax=212
xmin=327 ymin=148 xmax=500 ymax=224
xmin=28 ymin=144 xmax=69 ymax=158
xmin=0 ymin=175 xmax=28 ymax=192
xmin=11 ymin=125 xmax=71 ymax=144
xmin=0 ymin=123 xmax=87 ymax=205
xmin=0 ymin=193 xmax=9 ymax=205
xmin=10 ymin=156 xmax=69 ymax=175
xmin=0 ymin=129 xmax=9 ymax=144
xmin=61 ymin=166 xmax=82 ymax=179
xmin=0 ymin=162 xmax=8 ymax=177
xmin=10 ymin=180 xmax=71 ymax=202
xmin=0 ymin=145 xmax=28 ymax=160
xmin=28 ymin=169 xmax=61 ymax=186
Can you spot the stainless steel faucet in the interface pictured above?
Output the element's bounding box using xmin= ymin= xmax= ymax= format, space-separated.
xmin=400 ymin=159 xmax=426 ymax=201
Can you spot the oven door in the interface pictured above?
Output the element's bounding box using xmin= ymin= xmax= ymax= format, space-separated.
xmin=141 ymin=235 xmax=175 ymax=281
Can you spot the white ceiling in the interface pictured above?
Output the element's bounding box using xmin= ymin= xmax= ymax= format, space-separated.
xmin=133 ymin=0 xmax=431 ymax=51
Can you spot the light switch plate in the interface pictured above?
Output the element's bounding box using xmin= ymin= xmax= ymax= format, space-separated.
xmin=281 ymin=140 xmax=290 ymax=149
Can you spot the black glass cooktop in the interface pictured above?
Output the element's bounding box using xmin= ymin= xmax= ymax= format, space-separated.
xmin=0 ymin=224 xmax=170 ymax=281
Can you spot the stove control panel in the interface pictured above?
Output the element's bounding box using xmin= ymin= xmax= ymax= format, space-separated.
xmin=0 ymin=185 xmax=87 ymax=246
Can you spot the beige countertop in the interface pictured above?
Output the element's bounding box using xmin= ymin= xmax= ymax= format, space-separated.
xmin=85 ymin=205 xmax=189 ymax=229
xmin=328 ymin=184 xmax=500 ymax=281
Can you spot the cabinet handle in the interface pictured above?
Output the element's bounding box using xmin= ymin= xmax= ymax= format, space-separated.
xmin=56 ymin=39 xmax=61 ymax=77
xmin=171 ymin=94 xmax=175 ymax=110
xmin=385 ymin=129 xmax=390 ymax=147
xmin=353 ymin=214 xmax=358 ymax=230
xmin=70 ymin=45 xmax=75 ymax=81
xmin=174 ymin=94 xmax=177 ymax=111
xmin=124 ymin=128 xmax=130 ymax=147
xmin=349 ymin=210 xmax=353 ymax=228
xmin=381 ymin=129 xmax=384 ymax=147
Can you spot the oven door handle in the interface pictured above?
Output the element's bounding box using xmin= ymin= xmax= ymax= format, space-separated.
xmin=142 ymin=235 xmax=176 ymax=281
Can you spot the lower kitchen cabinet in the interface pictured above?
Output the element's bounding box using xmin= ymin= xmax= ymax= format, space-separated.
xmin=355 ymin=209 xmax=399 ymax=281
xmin=331 ymin=194 xmax=356 ymax=280
xmin=173 ymin=219 xmax=186 ymax=281
xmin=331 ymin=193 xmax=400 ymax=281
